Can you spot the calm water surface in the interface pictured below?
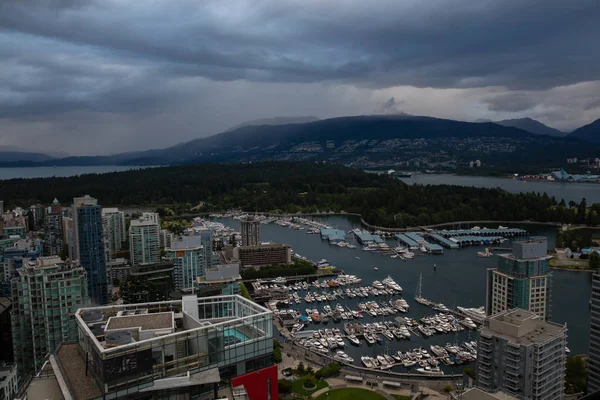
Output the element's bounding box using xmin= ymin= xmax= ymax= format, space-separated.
xmin=0 ymin=165 xmax=146 ymax=180
xmin=399 ymin=174 xmax=600 ymax=204
xmin=216 ymin=216 xmax=591 ymax=372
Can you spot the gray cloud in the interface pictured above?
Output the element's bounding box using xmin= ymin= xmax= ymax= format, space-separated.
xmin=0 ymin=0 xmax=599 ymax=153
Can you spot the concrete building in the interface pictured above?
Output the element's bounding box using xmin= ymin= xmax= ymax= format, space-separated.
xmin=0 ymin=361 xmax=18 ymax=400
xmin=107 ymin=258 xmax=130 ymax=283
xmin=43 ymin=200 xmax=64 ymax=256
xmin=588 ymin=273 xmax=600 ymax=393
xmin=28 ymin=203 xmax=45 ymax=231
xmin=486 ymin=237 xmax=553 ymax=321
xmin=39 ymin=295 xmax=277 ymax=400
xmin=234 ymin=243 xmax=292 ymax=268
xmin=129 ymin=218 xmax=160 ymax=266
xmin=166 ymin=236 xmax=205 ymax=292
xmin=476 ymin=308 xmax=567 ymax=399
xmin=2 ymin=226 xmax=25 ymax=239
xmin=240 ymin=216 xmax=260 ymax=247
xmin=196 ymin=264 xmax=242 ymax=297
xmin=0 ymin=201 xmax=3 ymax=215
xmin=462 ymin=388 xmax=518 ymax=399
xmin=11 ymin=256 xmax=88 ymax=375
xmin=102 ymin=208 xmax=126 ymax=257
xmin=120 ymin=261 xmax=174 ymax=304
xmin=159 ymin=228 xmax=174 ymax=249
xmin=72 ymin=195 xmax=107 ymax=305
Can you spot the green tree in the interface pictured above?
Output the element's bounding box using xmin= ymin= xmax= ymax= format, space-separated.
xmin=565 ymin=356 xmax=587 ymax=394
xmin=278 ymin=379 xmax=292 ymax=394
xmin=296 ymin=362 xmax=305 ymax=375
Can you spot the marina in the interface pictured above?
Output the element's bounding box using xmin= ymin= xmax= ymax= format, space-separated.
xmin=209 ymin=214 xmax=592 ymax=370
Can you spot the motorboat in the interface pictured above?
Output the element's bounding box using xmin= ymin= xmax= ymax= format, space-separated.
xmin=348 ymin=335 xmax=360 ymax=346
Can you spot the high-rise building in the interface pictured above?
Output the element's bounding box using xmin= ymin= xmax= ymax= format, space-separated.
xmin=588 ymin=273 xmax=600 ymax=393
xmin=40 ymin=295 xmax=276 ymax=400
xmin=102 ymin=208 xmax=126 ymax=257
xmin=0 ymin=200 xmax=4 ymax=215
xmin=0 ymin=298 xmax=13 ymax=362
xmin=72 ymin=195 xmax=107 ymax=305
xmin=0 ymin=362 xmax=18 ymax=400
xmin=28 ymin=203 xmax=45 ymax=231
xmin=486 ymin=236 xmax=553 ymax=321
xmin=240 ymin=216 xmax=260 ymax=247
xmin=120 ymin=261 xmax=174 ymax=304
xmin=476 ymin=308 xmax=567 ymax=399
xmin=129 ymin=218 xmax=160 ymax=266
xmin=43 ymin=199 xmax=64 ymax=256
xmin=159 ymin=228 xmax=174 ymax=249
xmin=11 ymin=256 xmax=88 ymax=375
xmin=141 ymin=211 xmax=160 ymax=225
xmin=166 ymin=236 xmax=205 ymax=291
xmin=234 ymin=243 xmax=292 ymax=267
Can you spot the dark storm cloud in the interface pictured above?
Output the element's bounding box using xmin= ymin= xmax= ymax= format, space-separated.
xmin=0 ymin=0 xmax=599 ymax=152
xmin=484 ymin=93 xmax=538 ymax=113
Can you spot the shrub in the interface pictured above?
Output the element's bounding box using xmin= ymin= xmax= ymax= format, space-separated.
xmin=278 ymin=379 xmax=292 ymax=394
xmin=315 ymin=363 xmax=341 ymax=379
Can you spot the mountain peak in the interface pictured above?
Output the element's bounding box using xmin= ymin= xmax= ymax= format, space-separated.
xmin=226 ymin=116 xmax=320 ymax=131
xmin=569 ymin=117 xmax=600 ymax=144
xmin=494 ymin=117 xmax=566 ymax=137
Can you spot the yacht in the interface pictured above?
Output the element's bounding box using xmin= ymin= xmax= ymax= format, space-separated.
xmin=373 ymin=266 xmax=379 ymax=271
xmin=272 ymin=277 xmax=286 ymax=284
xmin=361 ymin=356 xmax=374 ymax=368
xmin=416 ymin=366 xmax=444 ymax=375
xmin=334 ymin=351 xmax=354 ymax=363
xmin=372 ymin=281 xmax=385 ymax=290
xmin=364 ymin=332 xmax=376 ymax=344
xmin=382 ymin=276 xmax=403 ymax=292
xmin=347 ymin=334 xmax=360 ymax=346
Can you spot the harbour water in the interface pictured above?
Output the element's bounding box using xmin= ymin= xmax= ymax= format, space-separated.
xmin=0 ymin=165 xmax=147 ymax=180
xmin=215 ymin=215 xmax=592 ymax=373
xmin=398 ymin=173 xmax=600 ymax=204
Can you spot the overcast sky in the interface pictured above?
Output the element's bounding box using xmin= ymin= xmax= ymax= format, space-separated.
xmin=1 ymin=0 xmax=599 ymax=155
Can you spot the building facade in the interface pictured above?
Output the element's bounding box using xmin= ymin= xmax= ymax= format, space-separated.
xmin=72 ymin=195 xmax=107 ymax=305
xmin=240 ymin=217 xmax=260 ymax=247
xmin=121 ymin=261 xmax=174 ymax=304
xmin=102 ymin=208 xmax=126 ymax=257
xmin=129 ymin=218 xmax=161 ymax=266
xmin=476 ymin=308 xmax=567 ymax=399
xmin=11 ymin=256 xmax=88 ymax=375
xmin=166 ymin=236 xmax=205 ymax=292
xmin=46 ymin=295 xmax=276 ymax=400
xmin=0 ymin=362 xmax=18 ymax=400
xmin=589 ymin=273 xmax=600 ymax=393
xmin=159 ymin=229 xmax=174 ymax=249
xmin=234 ymin=243 xmax=292 ymax=268
xmin=486 ymin=237 xmax=553 ymax=321
xmin=43 ymin=201 xmax=64 ymax=256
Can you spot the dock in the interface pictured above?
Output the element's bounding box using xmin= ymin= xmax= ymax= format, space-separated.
xmin=426 ymin=233 xmax=460 ymax=249
xmin=320 ymin=228 xmax=347 ymax=243
xmin=448 ymin=235 xmax=506 ymax=247
xmin=436 ymin=227 xmax=527 ymax=237
xmin=395 ymin=232 xmax=444 ymax=254
xmin=353 ymin=230 xmax=385 ymax=244
xmin=395 ymin=233 xmax=420 ymax=248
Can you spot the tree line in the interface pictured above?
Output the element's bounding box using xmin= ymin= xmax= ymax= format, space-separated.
xmin=1 ymin=162 xmax=598 ymax=228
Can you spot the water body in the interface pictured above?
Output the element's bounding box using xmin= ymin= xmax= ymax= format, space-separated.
xmin=399 ymin=174 xmax=600 ymax=204
xmin=216 ymin=216 xmax=591 ymax=373
xmin=0 ymin=165 xmax=146 ymax=180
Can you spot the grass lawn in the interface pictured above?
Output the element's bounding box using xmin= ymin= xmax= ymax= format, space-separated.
xmin=392 ymin=396 xmax=411 ymax=400
xmin=292 ymin=379 xmax=329 ymax=396
xmin=315 ymin=388 xmax=388 ymax=400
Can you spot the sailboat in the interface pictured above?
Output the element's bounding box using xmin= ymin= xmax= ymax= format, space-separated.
xmin=414 ymin=274 xmax=430 ymax=305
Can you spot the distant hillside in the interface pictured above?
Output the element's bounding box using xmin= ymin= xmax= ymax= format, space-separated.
xmin=2 ymin=115 xmax=598 ymax=170
xmin=569 ymin=118 xmax=600 ymax=144
xmin=0 ymin=151 xmax=55 ymax=163
xmin=494 ymin=118 xmax=566 ymax=137
xmin=226 ymin=116 xmax=320 ymax=131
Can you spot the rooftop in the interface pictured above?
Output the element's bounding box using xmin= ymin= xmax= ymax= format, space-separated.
xmin=105 ymin=312 xmax=174 ymax=331
xmin=483 ymin=308 xmax=566 ymax=346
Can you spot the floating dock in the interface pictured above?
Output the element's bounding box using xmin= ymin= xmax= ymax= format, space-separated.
xmin=396 ymin=232 xmax=444 ymax=254
xmin=320 ymin=228 xmax=347 ymax=243
xmin=353 ymin=230 xmax=384 ymax=244
xmin=395 ymin=233 xmax=420 ymax=248
xmin=436 ymin=227 xmax=527 ymax=237
xmin=449 ymin=235 xmax=506 ymax=247
xmin=427 ymin=233 xmax=460 ymax=249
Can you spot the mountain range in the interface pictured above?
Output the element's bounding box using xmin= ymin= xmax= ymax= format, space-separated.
xmin=1 ymin=115 xmax=598 ymax=169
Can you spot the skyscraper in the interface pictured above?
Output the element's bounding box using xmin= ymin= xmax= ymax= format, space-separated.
xmin=486 ymin=236 xmax=553 ymax=321
xmin=11 ymin=256 xmax=88 ymax=375
xmin=588 ymin=273 xmax=600 ymax=393
xmin=240 ymin=216 xmax=260 ymax=247
xmin=129 ymin=218 xmax=160 ymax=266
xmin=165 ymin=236 xmax=205 ymax=291
xmin=43 ymin=199 xmax=64 ymax=256
xmin=72 ymin=195 xmax=107 ymax=305
xmin=102 ymin=208 xmax=126 ymax=257
xmin=476 ymin=308 xmax=566 ymax=399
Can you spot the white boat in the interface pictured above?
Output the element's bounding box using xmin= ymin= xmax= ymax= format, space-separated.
xmin=348 ymin=335 xmax=360 ymax=346
xmin=414 ymin=274 xmax=430 ymax=305
xmin=373 ymin=266 xmax=378 ymax=271
xmin=416 ymin=367 xmax=444 ymax=375
xmin=361 ymin=356 xmax=374 ymax=368
xmin=272 ymin=277 xmax=287 ymax=284
xmin=477 ymin=248 xmax=493 ymax=258
xmin=355 ymin=256 xmax=360 ymax=259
